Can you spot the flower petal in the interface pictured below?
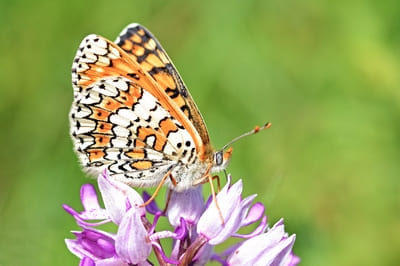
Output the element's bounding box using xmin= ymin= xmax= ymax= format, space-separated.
xmin=197 ymin=179 xmax=243 ymax=243
xmin=80 ymin=184 xmax=101 ymax=211
xmin=80 ymin=257 xmax=95 ymax=266
xmin=98 ymin=171 xmax=145 ymax=224
xmin=286 ymin=252 xmax=301 ymax=266
xmin=150 ymin=218 xmax=187 ymax=242
xmin=197 ymin=178 xmax=258 ymax=246
xmin=63 ymin=204 xmax=110 ymax=227
xmin=166 ymin=186 xmax=205 ymax=227
xmin=66 ymin=239 xmax=94 ymax=260
xmin=241 ymin=202 xmax=265 ymax=226
xmin=96 ymin=257 xmax=131 ymax=266
xmin=142 ymin=191 xmax=162 ymax=215
xmin=115 ymin=208 xmax=152 ymax=264
xmin=208 ymin=194 xmax=256 ymax=245
xmin=74 ymin=228 xmax=116 ymax=259
xmin=227 ymin=219 xmax=298 ymax=266
xmin=233 ymin=215 xmax=268 ymax=239
xmin=256 ymin=234 xmax=297 ymax=266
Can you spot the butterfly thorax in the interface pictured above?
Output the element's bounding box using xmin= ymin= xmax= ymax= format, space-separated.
xmin=164 ymin=147 xmax=232 ymax=191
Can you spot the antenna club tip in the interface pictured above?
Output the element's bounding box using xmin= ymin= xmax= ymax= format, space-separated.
xmin=263 ymin=122 xmax=272 ymax=129
xmin=254 ymin=122 xmax=271 ymax=133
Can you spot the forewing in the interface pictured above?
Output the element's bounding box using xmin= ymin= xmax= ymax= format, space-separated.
xmin=115 ymin=23 xmax=211 ymax=156
xmin=72 ymin=34 xmax=204 ymax=159
xmin=70 ymin=76 xmax=198 ymax=187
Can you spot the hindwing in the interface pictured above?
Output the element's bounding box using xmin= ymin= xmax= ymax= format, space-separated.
xmin=70 ymin=76 xmax=198 ymax=187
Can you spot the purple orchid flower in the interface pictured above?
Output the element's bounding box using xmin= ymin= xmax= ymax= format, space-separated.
xmin=64 ymin=171 xmax=299 ymax=265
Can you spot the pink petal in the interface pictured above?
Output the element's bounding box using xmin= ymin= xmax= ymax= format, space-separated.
xmin=98 ymin=171 xmax=144 ymax=224
xmin=80 ymin=184 xmax=101 ymax=211
xmin=197 ymin=179 xmax=243 ymax=242
xmin=166 ymin=186 xmax=205 ymax=226
xmin=227 ymin=219 xmax=297 ymax=265
xmin=115 ymin=208 xmax=152 ymax=264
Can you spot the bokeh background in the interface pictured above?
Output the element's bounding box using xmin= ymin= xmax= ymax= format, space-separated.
xmin=1 ymin=0 xmax=399 ymax=265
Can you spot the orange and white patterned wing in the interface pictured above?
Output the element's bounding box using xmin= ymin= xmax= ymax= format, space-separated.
xmin=70 ymin=34 xmax=202 ymax=188
xmin=115 ymin=24 xmax=212 ymax=158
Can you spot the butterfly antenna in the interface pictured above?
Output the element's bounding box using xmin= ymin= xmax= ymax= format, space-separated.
xmin=221 ymin=122 xmax=272 ymax=151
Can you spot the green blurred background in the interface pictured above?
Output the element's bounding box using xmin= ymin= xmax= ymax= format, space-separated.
xmin=1 ymin=0 xmax=399 ymax=265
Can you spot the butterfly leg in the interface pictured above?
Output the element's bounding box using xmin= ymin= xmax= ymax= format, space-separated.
xmin=214 ymin=175 xmax=221 ymax=192
xmin=207 ymin=174 xmax=225 ymax=224
xmin=140 ymin=170 xmax=173 ymax=207
xmin=193 ymin=174 xmax=224 ymax=224
xmin=193 ymin=174 xmax=221 ymax=192
xmin=162 ymin=189 xmax=173 ymax=214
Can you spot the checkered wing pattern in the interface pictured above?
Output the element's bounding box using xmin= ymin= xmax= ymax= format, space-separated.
xmin=115 ymin=24 xmax=211 ymax=155
xmin=70 ymin=34 xmax=202 ymax=188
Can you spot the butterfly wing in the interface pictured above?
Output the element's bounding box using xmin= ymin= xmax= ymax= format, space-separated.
xmin=70 ymin=34 xmax=202 ymax=187
xmin=115 ymin=24 xmax=212 ymax=158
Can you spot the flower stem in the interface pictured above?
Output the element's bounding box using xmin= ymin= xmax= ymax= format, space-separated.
xmin=179 ymin=235 xmax=208 ymax=266
xmin=142 ymin=216 xmax=167 ymax=266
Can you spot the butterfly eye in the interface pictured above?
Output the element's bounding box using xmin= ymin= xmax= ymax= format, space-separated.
xmin=215 ymin=151 xmax=224 ymax=166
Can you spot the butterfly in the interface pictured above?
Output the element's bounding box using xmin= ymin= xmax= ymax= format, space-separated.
xmin=70 ymin=23 xmax=270 ymax=206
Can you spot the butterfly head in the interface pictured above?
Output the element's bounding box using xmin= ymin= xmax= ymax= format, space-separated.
xmin=211 ymin=147 xmax=233 ymax=173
